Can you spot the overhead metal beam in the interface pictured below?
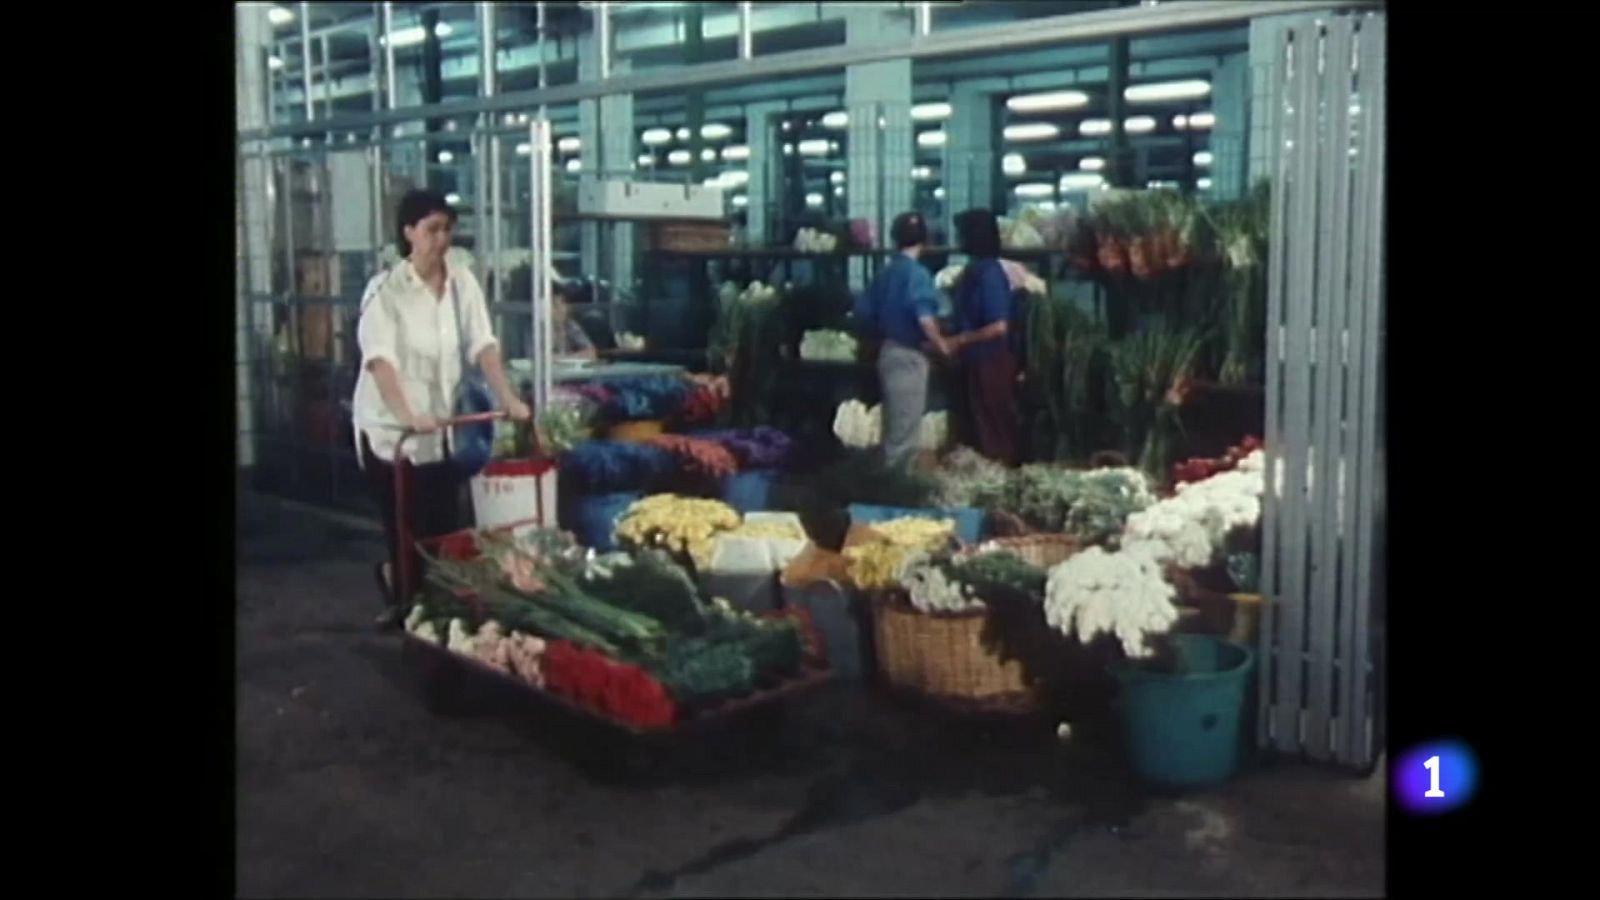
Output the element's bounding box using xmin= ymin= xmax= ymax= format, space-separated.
xmin=241 ymin=1 xmax=1372 ymax=141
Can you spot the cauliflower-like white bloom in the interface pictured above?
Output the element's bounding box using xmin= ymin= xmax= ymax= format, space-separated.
xmin=404 ymin=604 xmax=427 ymax=634
xmin=834 ymin=401 xmax=949 ymax=451
xmin=800 ymin=329 xmax=860 ymax=362
xmin=919 ymin=411 xmax=949 ymax=452
xmin=1043 ymin=543 xmax=1180 ymax=658
xmin=1122 ymin=452 xmax=1265 ymax=567
xmin=899 ymin=554 xmax=984 ymax=614
xmin=833 ymin=399 xmax=882 ymax=448
xmin=446 ymin=619 xmax=476 ymax=656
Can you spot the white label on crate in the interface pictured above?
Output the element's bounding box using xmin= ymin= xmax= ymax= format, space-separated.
xmin=470 ymin=471 xmax=556 ymax=531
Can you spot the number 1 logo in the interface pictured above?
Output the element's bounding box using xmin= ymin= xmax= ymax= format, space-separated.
xmin=1423 ymin=755 xmax=1444 ymax=798
xmin=1395 ymin=741 xmax=1477 ymax=814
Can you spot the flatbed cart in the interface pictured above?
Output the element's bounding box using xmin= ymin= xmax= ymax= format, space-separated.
xmin=390 ymin=412 xmax=835 ymax=759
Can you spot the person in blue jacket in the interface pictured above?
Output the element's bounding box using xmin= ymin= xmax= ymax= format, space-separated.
xmin=948 ymin=208 xmax=1021 ymax=466
xmin=855 ymin=212 xmax=952 ymax=469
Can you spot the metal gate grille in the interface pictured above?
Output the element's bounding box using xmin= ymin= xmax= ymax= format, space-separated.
xmin=1258 ymin=11 xmax=1386 ymax=770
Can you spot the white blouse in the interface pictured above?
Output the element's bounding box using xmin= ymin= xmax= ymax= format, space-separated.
xmin=352 ymin=260 xmax=499 ymax=466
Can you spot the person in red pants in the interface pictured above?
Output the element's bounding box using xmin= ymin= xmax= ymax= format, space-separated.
xmin=948 ymin=209 xmax=1021 ymax=466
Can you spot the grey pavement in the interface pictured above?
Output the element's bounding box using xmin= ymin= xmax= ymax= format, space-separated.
xmin=236 ymin=493 xmax=1384 ymax=899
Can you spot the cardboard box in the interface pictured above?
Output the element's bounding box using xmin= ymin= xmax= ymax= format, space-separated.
xmin=779 ymin=524 xmax=882 ymax=591
xmin=651 ymin=221 xmax=733 ymax=253
xmin=579 ymin=179 xmax=726 ymax=221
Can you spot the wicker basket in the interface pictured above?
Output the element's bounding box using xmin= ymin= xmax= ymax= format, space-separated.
xmin=870 ymin=591 xmax=1036 ymax=711
xmin=989 ymin=534 xmax=1080 ymax=570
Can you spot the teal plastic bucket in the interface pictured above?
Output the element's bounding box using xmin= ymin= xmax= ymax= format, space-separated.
xmin=1111 ymin=634 xmax=1256 ymax=789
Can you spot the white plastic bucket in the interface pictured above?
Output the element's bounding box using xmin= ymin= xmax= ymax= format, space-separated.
xmin=469 ymin=459 xmax=558 ymax=530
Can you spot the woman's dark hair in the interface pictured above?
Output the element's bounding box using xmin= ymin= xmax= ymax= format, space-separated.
xmin=889 ymin=211 xmax=929 ymax=249
xmin=954 ymin=208 xmax=1001 ymax=258
xmin=396 ymin=189 xmax=459 ymax=257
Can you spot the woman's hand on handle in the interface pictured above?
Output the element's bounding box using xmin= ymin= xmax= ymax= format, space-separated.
xmin=505 ymin=398 xmax=533 ymax=422
xmin=407 ymin=414 xmax=442 ymax=434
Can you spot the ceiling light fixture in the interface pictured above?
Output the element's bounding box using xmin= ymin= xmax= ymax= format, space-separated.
xmin=1003 ymin=122 xmax=1060 ymax=142
xmin=1006 ymin=89 xmax=1090 ymax=113
xmin=1124 ymin=79 xmax=1211 ymax=103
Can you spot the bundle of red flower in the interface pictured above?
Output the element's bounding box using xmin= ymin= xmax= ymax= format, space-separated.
xmin=646 ymin=434 xmax=739 ymax=480
xmin=540 ymin=639 xmax=679 ymax=729
xmin=1170 ymin=435 xmax=1264 ymax=489
xmin=676 ymin=381 xmax=726 ymax=426
xmin=433 ymin=530 xmax=482 ymax=563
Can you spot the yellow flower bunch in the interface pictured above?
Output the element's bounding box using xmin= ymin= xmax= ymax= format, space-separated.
xmin=843 ymin=517 xmax=956 ymax=590
xmin=727 ymin=520 xmax=807 ymax=542
xmin=867 ymin=517 xmax=956 ymax=551
xmin=845 ymin=541 xmax=916 ymax=590
xmin=615 ymin=494 xmax=741 ymax=570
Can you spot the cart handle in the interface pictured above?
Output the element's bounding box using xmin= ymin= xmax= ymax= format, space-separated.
xmin=392 ymin=410 xmax=513 ymax=610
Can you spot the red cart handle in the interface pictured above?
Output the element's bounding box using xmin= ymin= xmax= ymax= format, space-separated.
xmin=391 ymin=411 xmax=512 ymax=609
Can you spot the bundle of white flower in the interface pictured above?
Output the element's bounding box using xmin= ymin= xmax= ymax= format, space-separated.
xmin=404 ymin=605 xmax=440 ymax=643
xmin=793 ymin=228 xmax=839 ymax=254
xmin=898 ymin=553 xmax=984 ymax=615
xmin=919 ymin=410 xmax=949 ymax=452
xmin=417 ymin=615 xmax=549 ymax=686
xmin=934 ymin=261 xmax=1047 ymax=297
xmin=1000 ymin=217 xmax=1046 ymax=250
xmin=740 ymin=280 xmax=782 ymax=305
xmin=1043 ymin=542 xmax=1180 ymax=658
xmin=833 ymin=400 xmax=947 ymax=451
xmin=1122 ymin=449 xmax=1266 ymax=568
xmin=471 ymin=623 xmax=547 ymax=687
xmin=833 ymin=399 xmax=882 ymax=448
xmin=800 ymin=329 xmax=860 ymax=362
xmin=616 ymin=332 xmax=647 ymax=351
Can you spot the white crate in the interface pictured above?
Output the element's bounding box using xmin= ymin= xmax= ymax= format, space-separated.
xmin=576 ymin=179 xmax=725 ymax=221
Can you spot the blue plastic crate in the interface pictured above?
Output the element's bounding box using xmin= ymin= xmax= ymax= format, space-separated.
xmin=721 ymin=469 xmax=779 ymax=514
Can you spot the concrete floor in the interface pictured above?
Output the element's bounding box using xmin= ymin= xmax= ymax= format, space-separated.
xmin=236 ymin=494 xmax=1385 ymax=899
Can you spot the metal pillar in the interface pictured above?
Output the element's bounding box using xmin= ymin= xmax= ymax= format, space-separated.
xmin=578 ymin=11 xmax=602 ymax=276
xmin=528 ymin=118 xmax=556 ymax=416
xmin=238 ymin=3 xmax=277 ymax=470
xmin=300 ymin=2 xmax=313 ymax=123
xmin=739 ymin=2 xmax=754 ymax=59
xmin=600 ymin=62 xmax=636 ymax=310
xmin=845 ymin=6 xmax=913 ymax=289
xmin=382 ymin=2 xmax=397 ymax=115
xmin=745 ymin=100 xmax=786 ymax=245
xmin=1258 ymin=11 xmax=1386 ymax=771
xmin=1107 ymin=37 xmax=1131 ymax=188
xmin=945 ymin=80 xmax=1000 ymax=247
xmin=480 ymin=2 xmax=501 ymax=296
xmin=1249 ymin=9 xmax=1324 ymax=184
xmin=1209 ymin=52 xmax=1249 ymax=200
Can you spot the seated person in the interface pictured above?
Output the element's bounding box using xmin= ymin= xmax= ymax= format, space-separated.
xmin=553 ymin=285 xmax=597 ymax=362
